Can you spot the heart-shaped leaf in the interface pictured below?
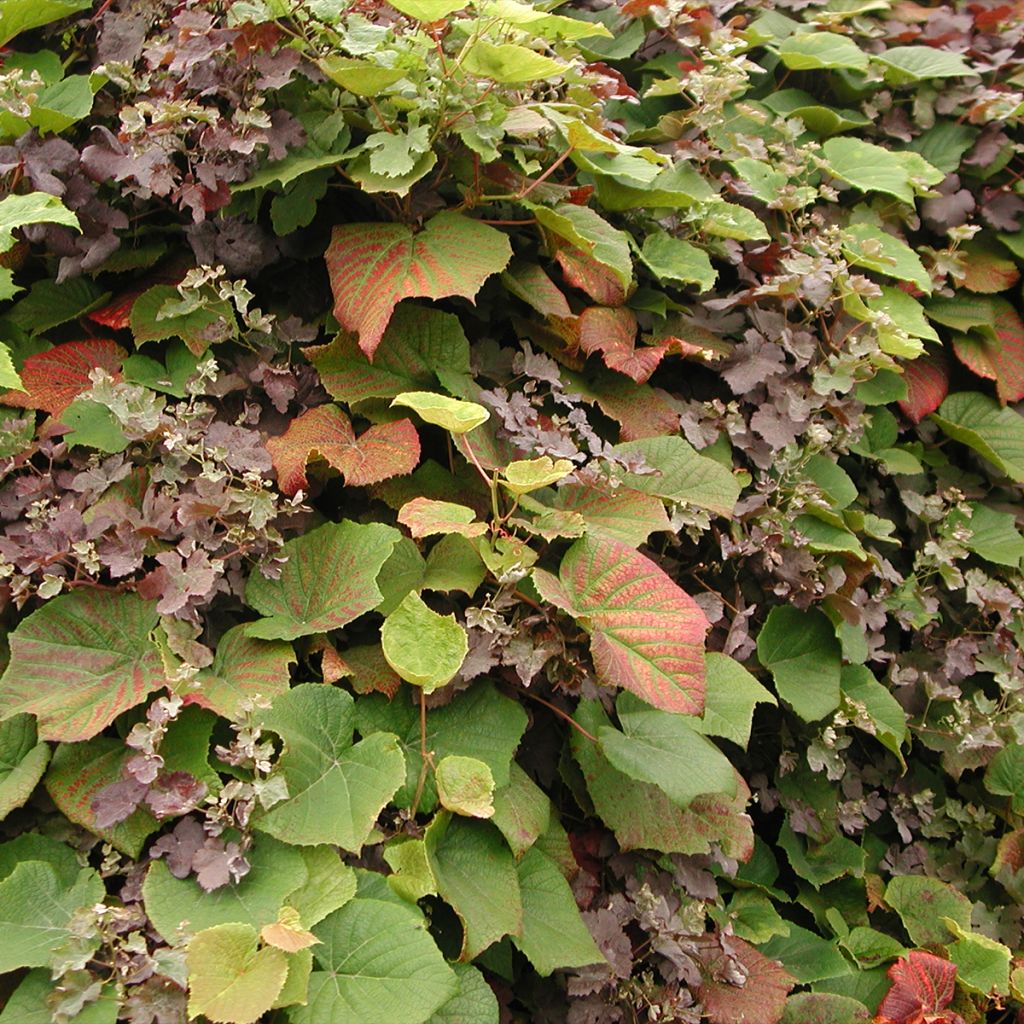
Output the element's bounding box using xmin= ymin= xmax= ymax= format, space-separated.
xmin=391 ymin=392 xmax=489 ymax=433
xmin=326 ymin=213 xmax=511 ymax=359
xmin=533 ymin=534 xmax=708 ymax=715
xmin=875 ymin=951 xmax=961 ymax=1024
xmin=381 ymin=592 xmax=468 ymax=692
xmin=0 ymin=590 xmax=163 ymax=742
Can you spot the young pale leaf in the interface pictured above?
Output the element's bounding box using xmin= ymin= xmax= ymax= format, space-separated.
xmin=0 ymin=714 xmax=49 ymax=822
xmin=599 ymin=692 xmax=736 ymax=807
xmin=294 ymin=897 xmax=458 ymax=1024
xmin=261 ymin=907 xmax=320 ymax=953
xmin=422 ymin=534 xmax=487 ymax=596
xmin=398 ymin=497 xmax=488 ymax=538
xmin=0 ymin=191 xmax=79 ymax=249
xmin=425 ymin=813 xmax=522 ymax=959
xmin=381 ymin=592 xmax=468 ymax=692
xmin=461 ymin=41 xmax=568 ymax=82
xmin=186 ymin=923 xmax=289 ymax=1024
xmin=254 ymin=684 xmax=405 ymax=850
xmin=533 ymin=534 xmax=708 ymax=715
xmin=267 ymin=404 xmax=420 ymax=495
xmin=0 ymin=590 xmax=163 ymax=742
xmin=513 ymin=847 xmax=605 ymax=975
xmin=778 ymin=32 xmax=868 ymax=70
xmin=501 ymin=456 xmax=574 ymax=495
xmin=326 ymin=213 xmax=512 ymax=358
xmin=391 ymin=392 xmax=489 ymax=434
xmin=931 ymin=392 xmax=1024 ymax=482
xmin=245 ymin=520 xmax=400 ymax=640
xmin=435 ymin=755 xmax=496 ymax=818
xmin=757 ymin=606 xmax=841 ymax=722
xmin=945 ymin=924 xmax=1011 ymax=997
xmin=0 ymin=861 xmax=104 ymax=973
xmin=387 ymin=0 xmax=466 ymax=19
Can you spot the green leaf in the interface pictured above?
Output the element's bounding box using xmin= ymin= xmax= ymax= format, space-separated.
xmin=884 ymin=875 xmax=971 ymax=946
xmin=613 ymin=435 xmax=740 ymax=517
xmin=757 ymin=606 xmax=841 ymax=721
xmin=841 ymin=223 xmax=931 ymax=293
xmin=595 ymin=160 xmax=716 ymax=211
xmin=0 ymin=713 xmax=49 ymax=821
xmin=0 ymin=191 xmax=79 ymax=249
xmin=425 ymin=813 xmax=521 ymax=959
xmin=428 ymin=963 xmax=499 ymax=1024
xmin=144 ymin=836 xmax=307 ymax=940
xmin=985 ymin=744 xmax=1024 ymax=814
xmin=528 ymin=203 xmax=633 ymax=288
xmin=908 ymin=121 xmax=979 ymax=175
xmin=598 ymin=691 xmax=735 ymax=807
xmin=381 ymin=591 xmax=468 ymax=692
xmin=186 ymin=923 xmax=288 ymax=1024
xmin=513 ymin=846 xmax=603 ymax=976
xmin=7 ymin=276 xmax=106 ymax=334
xmin=0 ymin=832 xmax=80 ymax=885
xmin=839 ymin=927 xmax=906 ymax=969
xmin=245 ymin=520 xmax=399 ymax=640
xmin=689 ymin=652 xmax=776 ymax=748
xmin=0 ymin=860 xmax=104 ymax=972
xmin=462 ymin=40 xmax=567 ymax=82
xmin=384 ymin=838 xmax=437 ymax=902
xmin=778 ymin=32 xmax=869 ymax=70
xmin=0 ymin=590 xmax=162 ymax=741
xmin=501 ymin=456 xmax=574 ymax=495
xmin=824 ymin=139 xmax=942 ymax=204
xmin=294 ymin=897 xmax=458 ymax=1024
xmin=61 ymin=398 xmax=129 ymax=453
xmin=129 ymin=284 xmax=237 ymax=356
xmin=780 ymin=992 xmax=869 ymax=1024
xmin=366 ymin=126 xmax=431 ymax=178
xmin=317 ymin=56 xmax=407 ymax=94
xmin=0 ymin=0 xmax=91 ymax=44
xmin=640 ymin=231 xmax=717 ymax=291
xmin=423 ymin=534 xmax=487 ymax=597
xmin=804 ymin=453 xmax=858 ymax=509
xmin=700 ymin=202 xmax=771 ymax=241
xmin=375 ymin=535 xmax=428 ymax=616
xmin=388 ymin=0 xmax=466 ymax=18
xmin=0 ymin=344 xmax=22 ymax=391
xmin=874 ymin=46 xmax=973 ymax=83
xmin=840 ymin=665 xmax=908 ymax=766
xmin=326 ymin=213 xmax=512 ymax=358
xmin=284 ymin=846 xmax=358 ymax=928
xmin=0 ymin=970 xmax=116 ymax=1024
xmin=572 ymin=699 xmax=753 ymax=858
xmin=122 ymin=341 xmax=201 ymax=397
xmin=759 ymin=924 xmax=850 ymax=984
xmin=533 ymin=534 xmax=708 ymax=715
xmin=945 ymin=922 xmax=1011 ymax=996
xmin=436 ymin=755 xmax=495 ymax=818
xmin=356 ymin=683 xmax=527 ymax=814
xmin=392 ymin=392 xmax=490 ymax=434
xmin=931 ymin=391 xmax=1024 ymax=482
xmin=254 ymin=684 xmax=405 ymax=850
xmin=491 ymin=762 xmax=551 ymax=858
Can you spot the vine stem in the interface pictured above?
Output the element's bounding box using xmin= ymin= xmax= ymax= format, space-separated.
xmin=520 ymin=689 xmax=597 ymax=743
xmin=409 ymin=689 xmax=433 ymax=818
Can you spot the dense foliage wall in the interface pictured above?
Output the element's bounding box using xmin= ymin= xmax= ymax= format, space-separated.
xmin=0 ymin=0 xmax=1024 ymax=1021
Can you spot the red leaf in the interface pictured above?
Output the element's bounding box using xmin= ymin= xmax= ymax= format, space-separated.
xmin=556 ymin=246 xmax=627 ymax=306
xmin=88 ymin=289 xmax=146 ymax=330
xmin=266 ymin=405 xmax=420 ymax=495
xmin=325 ymin=212 xmax=512 ymax=359
xmin=898 ymin=350 xmax=950 ymax=423
xmin=533 ymin=534 xmax=708 ymax=714
xmin=875 ymin=951 xmax=963 ymax=1024
xmin=695 ymin=934 xmax=795 ymax=1024
xmin=578 ymin=305 xmax=666 ymax=384
xmin=960 ymin=245 xmax=1020 ymax=294
xmin=1 ymin=339 xmax=126 ymax=416
xmin=950 ymin=297 xmax=1024 ymax=403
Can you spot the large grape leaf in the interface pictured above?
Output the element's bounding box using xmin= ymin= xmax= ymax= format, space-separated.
xmin=0 ymin=714 xmax=49 ymax=821
xmin=0 ymin=338 xmax=125 ymax=415
xmin=325 ymin=212 xmax=512 ymax=359
xmin=189 ymin=624 xmax=295 ymax=719
xmin=931 ymin=392 xmax=1024 ymax=482
xmin=0 ymin=860 xmax=105 ymax=973
xmin=267 ymin=404 xmax=420 ymax=496
xmin=551 ymin=483 xmax=671 ymax=547
xmin=245 ymin=520 xmax=400 ymax=640
xmin=533 ymin=535 xmax=708 ymax=715
xmin=307 ymin=306 xmax=470 ymax=405
xmin=254 ymin=684 xmax=405 ymax=851
xmin=293 ymin=897 xmax=458 ymax=1024
xmin=0 ymin=590 xmax=163 ymax=741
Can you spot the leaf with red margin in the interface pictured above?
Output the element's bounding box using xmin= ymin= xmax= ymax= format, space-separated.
xmin=578 ymin=305 xmax=666 ymax=384
xmin=960 ymin=243 xmax=1020 ymax=294
xmin=1 ymin=339 xmax=125 ymax=415
xmin=694 ymin=934 xmax=795 ymax=1024
xmin=534 ymin=534 xmax=707 ymax=714
xmin=0 ymin=591 xmax=164 ymax=742
xmin=325 ymin=212 xmax=512 ymax=359
xmin=950 ymin=297 xmax=1024 ymax=403
xmin=875 ymin=951 xmax=964 ymax=1024
xmin=555 ymin=246 xmax=627 ymax=306
xmin=339 ymin=644 xmax=402 ymax=698
xmin=398 ymin=497 xmax=488 ymax=538
xmin=503 ymin=261 xmax=573 ymax=319
xmin=88 ymin=289 xmax=147 ymax=330
xmin=187 ymin=625 xmax=295 ymax=719
xmin=552 ymin=483 xmax=671 ymax=547
xmin=266 ymin=405 xmax=420 ymax=496
xmin=898 ymin=350 xmax=950 ymax=423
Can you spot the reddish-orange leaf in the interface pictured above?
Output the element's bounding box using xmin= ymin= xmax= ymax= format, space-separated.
xmin=960 ymin=244 xmax=1020 ymax=294
xmin=88 ymin=290 xmax=146 ymax=330
xmin=579 ymin=305 xmax=666 ymax=384
xmin=398 ymin=497 xmax=488 ymax=538
xmin=533 ymin=534 xmax=707 ymax=714
xmin=342 ymin=643 xmax=402 ymax=698
xmin=951 ymin=298 xmax=1024 ymax=403
xmin=898 ymin=350 xmax=950 ymax=423
xmin=504 ymin=261 xmax=573 ymax=319
xmin=556 ymin=246 xmax=627 ymax=306
xmin=266 ymin=405 xmax=420 ymax=495
xmin=875 ymin=951 xmax=963 ymax=1024
xmin=325 ymin=212 xmax=512 ymax=359
xmin=2 ymin=339 xmax=126 ymax=416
